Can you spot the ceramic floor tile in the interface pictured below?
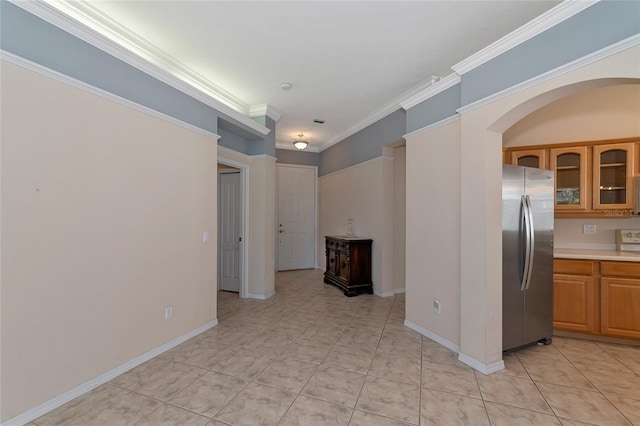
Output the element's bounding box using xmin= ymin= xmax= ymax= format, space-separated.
xmin=111 ymin=358 xmax=206 ymax=401
xmin=606 ymin=394 xmax=640 ymax=425
xmin=476 ymin=374 xmax=553 ymax=414
xmin=579 ymin=366 xmax=640 ymax=399
xmin=214 ymin=382 xmax=297 ymax=426
xmin=168 ymin=371 xmax=248 ymax=417
xmin=348 ymin=410 xmax=413 ymax=426
xmin=298 ymin=323 xmax=345 ymax=344
xmin=280 ymin=337 xmax=334 ymax=363
xmin=336 ymin=328 xmax=381 ymax=351
xmin=212 ymin=347 xmax=276 ymax=380
xmin=376 ymin=335 xmax=421 ymax=359
xmin=421 ymin=340 xmax=459 ymax=365
xmin=278 ymin=395 xmax=353 ymax=426
xmin=381 ymin=324 xmax=422 ymax=342
xmin=242 ymin=330 xmax=294 ymax=354
xmin=322 ymin=342 xmax=375 ymax=374
xmin=302 ymin=365 xmax=366 ymax=408
xmin=420 ymin=388 xmax=489 ymax=426
xmin=484 ymin=402 xmax=561 ymax=426
xmin=494 ymin=352 xmax=529 ymax=378
xmin=536 ymin=382 xmax=632 ymax=426
xmin=558 ymin=419 xmax=601 ymax=426
xmin=161 ymin=338 xmax=233 ymax=370
xmin=64 ymin=388 xmax=161 ymax=426
xmin=368 ymin=352 xmax=421 ymax=385
xmin=355 ymin=376 xmax=420 ymax=425
xmin=519 ymin=356 xmax=595 ymax=391
xmin=134 ymin=403 xmax=210 ymax=426
xmin=421 ymin=362 xmax=481 ymax=398
xmin=515 ymin=344 xmax=567 ymax=362
xmin=34 ymin=384 xmax=124 ymax=426
xmin=254 ymin=356 xmax=318 ymax=392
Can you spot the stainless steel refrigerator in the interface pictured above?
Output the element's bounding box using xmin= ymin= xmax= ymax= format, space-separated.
xmin=503 ymin=165 xmax=554 ymax=352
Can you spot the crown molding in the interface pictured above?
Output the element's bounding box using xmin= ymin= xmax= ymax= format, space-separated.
xmin=275 ymin=142 xmax=320 ymax=153
xmin=457 ymin=33 xmax=640 ymax=115
xmin=452 ymin=1 xmax=600 ymax=76
xmin=317 ymin=74 xmax=441 ymax=152
xmin=249 ymin=104 xmax=283 ymax=122
xmin=400 ymin=73 xmax=462 ymax=110
xmin=1 ymin=50 xmax=222 ymax=142
xmin=9 ymin=0 xmax=270 ymax=136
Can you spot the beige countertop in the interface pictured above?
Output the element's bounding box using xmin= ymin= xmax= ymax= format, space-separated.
xmin=554 ymin=248 xmax=640 ymax=262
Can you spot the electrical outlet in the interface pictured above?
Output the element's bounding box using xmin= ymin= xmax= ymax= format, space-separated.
xmin=583 ymin=224 xmax=597 ymax=234
xmin=433 ymin=299 xmax=441 ymax=314
xmin=165 ymin=306 xmax=173 ymax=320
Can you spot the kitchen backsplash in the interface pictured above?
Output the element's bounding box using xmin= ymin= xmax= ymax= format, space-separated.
xmin=554 ymin=217 xmax=640 ymax=250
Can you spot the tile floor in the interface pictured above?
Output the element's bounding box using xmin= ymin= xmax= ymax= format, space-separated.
xmin=32 ymin=269 xmax=640 ymax=425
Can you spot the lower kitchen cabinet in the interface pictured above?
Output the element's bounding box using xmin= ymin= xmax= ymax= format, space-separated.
xmin=553 ymin=274 xmax=596 ymax=333
xmin=553 ymin=259 xmax=598 ymax=334
xmin=553 ymin=258 xmax=640 ymax=340
xmin=601 ymin=261 xmax=640 ymax=339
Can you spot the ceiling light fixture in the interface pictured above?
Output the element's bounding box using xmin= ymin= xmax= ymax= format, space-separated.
xmin=293 ymin=133 xmax=308 ymax=150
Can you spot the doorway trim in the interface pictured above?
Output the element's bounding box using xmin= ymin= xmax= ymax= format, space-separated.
xmin=276 ymin=163 xmax=319 ymax=271
xmin=217 ymin=157 xmax=249 ymax=298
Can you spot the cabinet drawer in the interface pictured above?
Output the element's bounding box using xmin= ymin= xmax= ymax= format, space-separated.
xmin=554 ymin=259 xmax=595 ymax=275
xmin=601 ymin=261 xmax=640 ymax=278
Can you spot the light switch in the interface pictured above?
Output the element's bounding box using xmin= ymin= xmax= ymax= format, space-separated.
xmin=203 ymin=231 xmax=210 ymax=243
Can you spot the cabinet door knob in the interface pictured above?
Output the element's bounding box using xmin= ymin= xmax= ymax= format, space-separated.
xmin=330 ymin=258 xmax=335 ymax=264
xmin=341 ymin=262 xmax=347 ymax=268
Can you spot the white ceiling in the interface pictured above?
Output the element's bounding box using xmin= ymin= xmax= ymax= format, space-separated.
xmin=66 ymin=1 xmax=561 ymax=151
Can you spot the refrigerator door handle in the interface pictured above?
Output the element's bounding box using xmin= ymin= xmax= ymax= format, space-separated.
xmin=520 ymin=195 xmax=531 ymax=292
xmin=524 ymin=195 xmax=535 ymax=290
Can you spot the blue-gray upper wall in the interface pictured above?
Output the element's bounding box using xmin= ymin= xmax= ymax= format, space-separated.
xmin=406 ymin=84 xmax=461 ymax=134
xmin=276 ymin=149 xmax=320 ymax=167
xmin=319 ymin=109 xmax=406 ymax=177
xmin=461 ymin=1 xmax=640 ymax=106
xmin=0 ymin=1 xmax=271 ymax=155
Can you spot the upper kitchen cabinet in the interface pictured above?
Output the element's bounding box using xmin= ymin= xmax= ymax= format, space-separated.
xmin=593 ymin=143 xmax=635 ymax=210
xmin=509 ymin=149 xmax=548 ymax=169
xmin=504 ymin=138 xmax=638 ymax=217
xmin=550 ymin=146 xmax=588 ymax=211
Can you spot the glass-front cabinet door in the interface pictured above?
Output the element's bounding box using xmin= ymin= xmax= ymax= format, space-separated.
xmin=593 ymin=143 xmax=635 ymax=210
xmin=510 ymin=149 xmax=547 ymax=169
xmin=550 ymin=146 xmax=588 ymax=210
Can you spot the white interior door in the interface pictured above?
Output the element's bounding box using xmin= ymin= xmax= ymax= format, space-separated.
xmin=219 ymin=171 xmax=241 ymax=292
xmin=278 ymin=165 xmax=316 ymax=271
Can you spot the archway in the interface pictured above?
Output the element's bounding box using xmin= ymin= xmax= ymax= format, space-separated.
xmin=458 ymin=44 xmax=640 ymax=373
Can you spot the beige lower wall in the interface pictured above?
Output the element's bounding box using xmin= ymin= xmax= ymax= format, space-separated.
xmin=393 ymin=146 xmax=406 ymax=292
xmin=405 ymin=119 xmax=461 ymax=346
xmin=248 ymin=155 xmax=276 ymax=297
xmin=318 ymin=157 xmax=394 ymax=295
xmin=1 ymin=61 xmax=218 ymax=421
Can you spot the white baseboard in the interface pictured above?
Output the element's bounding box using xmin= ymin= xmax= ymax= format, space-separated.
xmin=246 ymin=290 xmax=275 ymax=300
xmin=374 ymin=289 xmax=395 ymax=297
xmin=458 ymin=353 xmax=505 ymax=375
xmin=2 ymin=320 xmax=218 ymax=426
xmin=404 ymin=320 xmax=460 ymax=353
xmin=394 ymin=288 xmax=405 ymax=294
